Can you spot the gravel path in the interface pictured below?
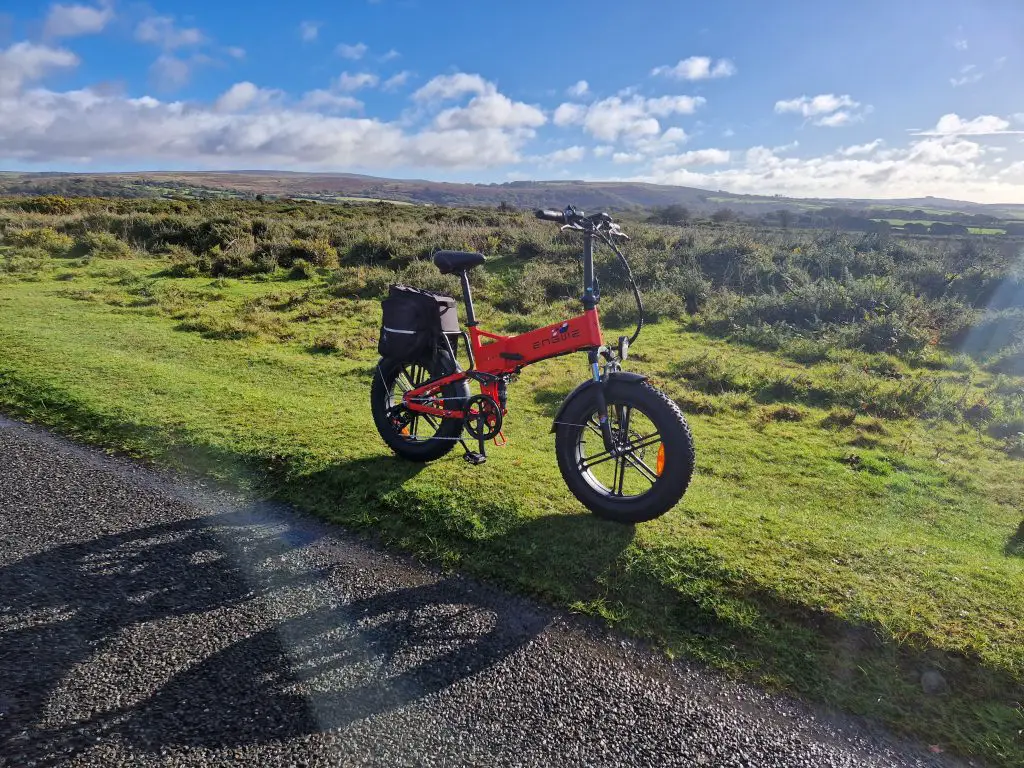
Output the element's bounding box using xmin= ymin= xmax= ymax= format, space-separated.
xmin=0 ymin=416 xmax=966 ymax=767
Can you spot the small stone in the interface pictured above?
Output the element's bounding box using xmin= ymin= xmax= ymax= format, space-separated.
xmin=921 ymin=670 xmax=949 ymax=695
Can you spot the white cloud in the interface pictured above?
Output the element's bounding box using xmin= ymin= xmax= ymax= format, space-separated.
xmin=593 ymin=145 xmax=614 ymax=158
xmin=644 ymin=95 xmax=705 ymax=117
xmin=651 ymin=148 xmax=731 ymax=172
xmin=553 ymin=102 xmax=587 ymax=126
xmin=999 ymin=160 xmax=1024 ymax=178
xmin=226 ymin=46 xmax=246 ymax=59
xmin=612 ymin=152 xmax=644 ymax=164
xmin=567 ymin=80 xmax=589 ymax=97
xmin=335 ymin=72 xmax=379 ymax=92
xmin=912 ymin=113 xmax=1023 ymax=136
xmin=774 ymin=93 xmax=867 ymax=127
xmin=553 ymin=94 xmax=704 ymax=142
xmin=382 ymin=71 xmax=412 ymax=91
xmin=0 ymin=41 xmax=79 ymax=95
xmin=336 ymin=42 xmax=368 ymax=60
xmin=136 ymin=16 xmax=204 ymax=49
xmin=434 ymin=91 xmax=545 ymax=131
xmin=906 ymin=137 xmax=984 ymax=165
xmin=839 ymin=139 xmax=884 ymax=156
xmin=950 ymin=64 xmax=983 ymax=87
xmin=413 ymin=73 xmax=490 ymax=102
xmin=299 ymin=21 xmax=320 ymax=42
xmin=381 ymin=49 xmax=400 ymax=61
xmin=150 ymin=54 xmax=193 ymax=90
xmin=816 ymin=110 xmax=860 ymax=128
xmin=43 ymin=3 xmax=113 ymax=38
xmin=0 ymin=85 xmax=533 ymax=170
xmin=215 ymin=82 xmax=280 ymax=112
xmin=651 ymin=56 xmax=736 ymax=80
xmin=949 ymin=73 xmax=982 ymax=87
xmin=775 ymin=93 xmax=858 ymax=117
xmin=299 ymin=90 xmax=362 ymax=113
xmin=629 ymin=127 xmax=690 ymax=157
xmin=534 ymin=146 xmax=586 ymax=165
xmin=954 ymin=38 xmax=968 ymax=51
xmin=634 ymin=129 xmax=1024 ymax=203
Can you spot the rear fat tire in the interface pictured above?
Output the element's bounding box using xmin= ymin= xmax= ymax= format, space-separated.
xmin=554 ymin=380 xmax=695 ymax=523
xmin=371 ymin=352 xmax=469 ymax=462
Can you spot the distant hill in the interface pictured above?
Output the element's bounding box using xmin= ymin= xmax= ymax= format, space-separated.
xmin=2 ymin=170 xmax=1023 ymax=219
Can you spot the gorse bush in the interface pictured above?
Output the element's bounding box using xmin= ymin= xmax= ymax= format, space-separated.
xmin=71 ymin=232 xmax=134 ymax=259
xmin=3 ymin=227 xmax=74 ymax=256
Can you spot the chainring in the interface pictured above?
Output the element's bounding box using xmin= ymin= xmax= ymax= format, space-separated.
xmin=463 ymin=395 xmax=502 ymax=440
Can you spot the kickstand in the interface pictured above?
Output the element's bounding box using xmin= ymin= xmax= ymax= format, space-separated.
xmin=460 ymin=437 xmax=487 ymax=465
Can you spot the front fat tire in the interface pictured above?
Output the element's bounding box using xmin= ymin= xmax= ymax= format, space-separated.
xmin=555 ymin=380 xmax=695 ymax=523
xmin=371 ymin=353 xmax=469 ymax=462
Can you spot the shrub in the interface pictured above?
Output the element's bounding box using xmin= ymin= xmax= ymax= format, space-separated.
xmin=18 ymin=195 xmax=74 ymax=215
xmin=347 ymin=234 xmax=398 ymax=263
xmin=327 ymin=265 xmax=395 ymax=299
xmin=399 ymin=259 xmax=460 ymax=296
xmin=3 ymin=227 xmax=74 ymax=256
xmin=0 ymin=246 xmax=50 ymax=275
xmin=288 ymin=259 xmax=313 ymax=279
xmin=309 ymin=333 xmax=342 ymax=353
xmin=1003 ymin=432 xmax=1024 ymax=459
xmin=70 ymin=232 xmax=134 ymax=259
xmin=278 ymin=238 xmax=338 ymax=269
xmin=755 ymin=404 xmax=806 ymax=428
xmin=821 ymin=408 xmax=857 ymax=429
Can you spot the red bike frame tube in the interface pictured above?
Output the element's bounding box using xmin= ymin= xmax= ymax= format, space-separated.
xmin=471 ymin=308 xmax=603 ymax=373
xmin=402 ymin=307 xmax=604 ymax=419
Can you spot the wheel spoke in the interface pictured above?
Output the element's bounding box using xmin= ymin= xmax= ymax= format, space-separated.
xmin=622 ymin=451 xmax=659 ymax=485
xmin=579 ymin=447 xmax=617 ymax=471
xmin=625 ymin=432 xmax=662 ymax=453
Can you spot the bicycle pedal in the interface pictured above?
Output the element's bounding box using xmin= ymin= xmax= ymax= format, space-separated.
xmin=463 ymin=451 xmax=487 ymax=466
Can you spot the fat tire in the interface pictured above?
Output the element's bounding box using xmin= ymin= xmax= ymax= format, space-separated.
xmin=555 ymin=380 xmax=695 ymax=523
xmin=371 ymin=352 xmax=469 ymax=462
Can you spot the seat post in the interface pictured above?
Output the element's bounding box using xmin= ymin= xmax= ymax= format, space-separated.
xmin=459 ymin=270 xmax=477 ymax=326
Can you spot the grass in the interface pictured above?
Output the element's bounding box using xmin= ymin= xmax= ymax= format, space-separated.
xmin=0 ymin=255 xmax=1022 ymax=766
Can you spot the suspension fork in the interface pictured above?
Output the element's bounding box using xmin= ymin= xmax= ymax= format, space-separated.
xmin=589 ymin=349 xmax=616 ymax=452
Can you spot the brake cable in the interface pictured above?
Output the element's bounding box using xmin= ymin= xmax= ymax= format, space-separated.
xmin=597 ymin=229 xmax=645 ymax=346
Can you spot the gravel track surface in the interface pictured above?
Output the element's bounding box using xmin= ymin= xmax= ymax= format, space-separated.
xmin=0 ymin=416 xmax=964 ymax=767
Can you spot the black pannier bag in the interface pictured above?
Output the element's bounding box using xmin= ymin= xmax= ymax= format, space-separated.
xmin=378 ymin=284 xmax=459 ymax=360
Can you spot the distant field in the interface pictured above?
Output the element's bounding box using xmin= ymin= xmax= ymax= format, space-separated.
xmin=873 ymin=218 xmax=936 ymax=226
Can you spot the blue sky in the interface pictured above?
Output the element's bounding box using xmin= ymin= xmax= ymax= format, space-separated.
xmin=2 ymin=0 xmax=1023 ymax=201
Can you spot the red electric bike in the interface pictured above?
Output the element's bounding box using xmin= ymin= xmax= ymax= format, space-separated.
xmin=371 ymin=206 xmax=695 ymax=523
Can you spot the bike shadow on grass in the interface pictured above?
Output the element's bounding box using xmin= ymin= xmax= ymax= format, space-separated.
xmin=0 ymin=458 xmax=635 ymax=762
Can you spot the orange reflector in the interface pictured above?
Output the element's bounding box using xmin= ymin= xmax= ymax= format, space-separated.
xmin=400 ymin=425 xmax=410 ymax=436
xmin=656 ymin=444 xmax=665 ymax=476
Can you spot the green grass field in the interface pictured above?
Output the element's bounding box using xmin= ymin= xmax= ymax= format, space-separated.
xmin=1 ymin=255 xmax=1021 ymax=766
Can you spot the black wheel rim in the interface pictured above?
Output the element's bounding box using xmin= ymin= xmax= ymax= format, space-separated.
xmin=385 ymin=363 xmax=444 ymax=443
xmin=573 ymin=402 xmax=663 ymax=500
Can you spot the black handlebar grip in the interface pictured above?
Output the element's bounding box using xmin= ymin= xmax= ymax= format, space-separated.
xmin=535 ymin=209 xmax=567 ymax=224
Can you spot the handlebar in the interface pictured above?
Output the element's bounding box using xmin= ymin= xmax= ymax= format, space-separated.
xmin=534 ymin=207 xmax=625 ymax=238
xmin=536 ymin=209 xmax=567 ymax=224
